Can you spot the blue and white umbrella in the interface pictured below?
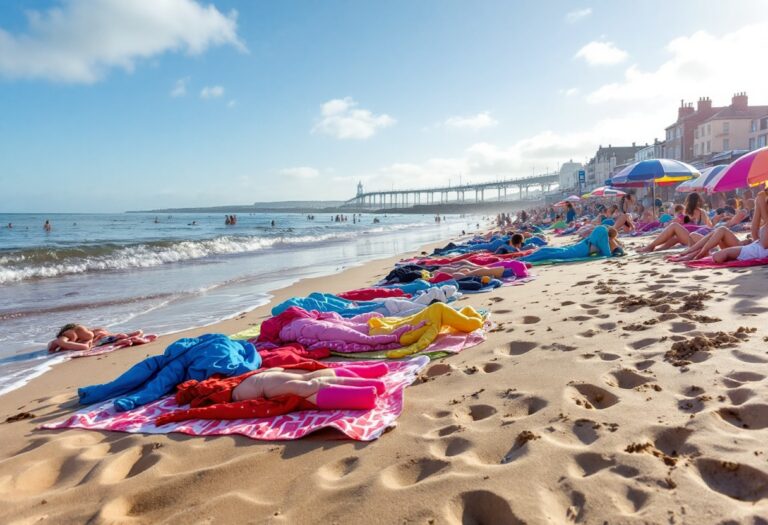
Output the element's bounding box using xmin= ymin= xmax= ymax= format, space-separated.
xmin=676 ymin=165 xmax=727 ymax=193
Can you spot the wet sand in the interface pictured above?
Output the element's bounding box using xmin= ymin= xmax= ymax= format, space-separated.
xmin=1 ymin=234 xmax=768 ymax=524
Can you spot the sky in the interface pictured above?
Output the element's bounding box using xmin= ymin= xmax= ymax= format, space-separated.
xmin=1 ymin=0 xmax=768 ymax=212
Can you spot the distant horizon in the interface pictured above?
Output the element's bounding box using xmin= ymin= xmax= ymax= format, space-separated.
xmin=3 ymin=0 xmax=768 ymax=212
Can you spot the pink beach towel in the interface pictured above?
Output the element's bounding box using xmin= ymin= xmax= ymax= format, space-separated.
xmin=40 ymin=357 xmax=429 ymax=441
xmin=684 ymin=257 xmax=768 ymax=269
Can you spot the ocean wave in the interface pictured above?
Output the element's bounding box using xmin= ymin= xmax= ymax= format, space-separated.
xmin=0 ymin=225 xmax=418 ymax=284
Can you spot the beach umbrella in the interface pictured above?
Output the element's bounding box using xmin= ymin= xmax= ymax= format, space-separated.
xmin=612 ymin=159 xmax=699 ymax=212
xmin=705 ymin=146 xmax=768 ymax=193
xmin=586 ymin=186 xmax=627 ymax=198
xmin=564 ymin=195 xmax=581 ymax=202
xmin=676 ymin=165 xmax=726 ymax=193
xmin=612 ymin=159 xmax=700 ymax=183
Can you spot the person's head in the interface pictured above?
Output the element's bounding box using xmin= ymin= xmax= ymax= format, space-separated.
xmin=608 ymin=204 xmax=619 ymax=215
xmin=744 ymin=189 xmax=754 ymax=200
xmin=566 ymin=202 xmax=574 ymax=210
xmin=510 ymin=233 xmax=524 ymax=248
xmin=607 ymin=227 xmax=618 ymax=239
xmin=684 ymin=192 xmax=702 ymax=216
xmin=57 ymin=323 xmax=80 ymax=338
xmin=674 ymin=204 xmax=684 ymax=214
xmin=726 ymin=197 xmax=737 ymax=209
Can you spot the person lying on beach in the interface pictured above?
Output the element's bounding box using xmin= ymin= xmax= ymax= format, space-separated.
xmin=520 ymin=226 xmax=622 ymax=263
xmin=47 ymin=324 xmax=146 ymax=352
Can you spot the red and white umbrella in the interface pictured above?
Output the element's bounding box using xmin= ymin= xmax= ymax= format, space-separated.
xmin=586 ymin=186 xmax=626 ymax=198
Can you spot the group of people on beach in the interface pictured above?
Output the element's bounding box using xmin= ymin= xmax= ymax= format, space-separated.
xmin=508 ymin=185 xmax=767 ymax=264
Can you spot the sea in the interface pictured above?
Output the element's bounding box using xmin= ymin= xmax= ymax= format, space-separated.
xmin=0 ymin=212 xmax=477 ymax=395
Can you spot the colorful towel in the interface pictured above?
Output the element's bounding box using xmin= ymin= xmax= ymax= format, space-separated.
xmin=331 ymin=323 xmax=487 ymax=359
xmin=684 ymin=256 xmax=768 ymax=269
xmin=230 ymin=326 xmax=261 ymax=340
xmin=527 ymin=255 xmax=609 ymax=266
xmin=68 ymin=334 xmax=158 ymax=359
xmin=40 ymin=357 xmax=429 ymax=441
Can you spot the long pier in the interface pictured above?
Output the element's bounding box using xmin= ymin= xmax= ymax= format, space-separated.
xmin=343 ymin=172 xmax=559 ymax=209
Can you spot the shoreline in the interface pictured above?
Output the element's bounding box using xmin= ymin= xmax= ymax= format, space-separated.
xmin=2 ymin=232 xmax=768 ymax=524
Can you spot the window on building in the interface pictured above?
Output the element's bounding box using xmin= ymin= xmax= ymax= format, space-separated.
xmin=761 ymin=118 xmax=768 ymax=131
xmin=706 ymin=141 xmax=711 ymax=153
xmin=759 ymin=135 xmax=768 ymax=148
xmin=752 ymin=120 xmax=758 ymax=132
xmin=749 ymin=138 xmax=756 ymax=150
xmin=707 ymin=123 xmax=711 ymax=135
xmin=694 ymin=143 xmax=699 ymax=156
xmin=723 ymin=138 xmax=730 ymax=150
xmin=723 ymin=122 xmax=730 ymax=134
xmin=694 ymin=128 xmax=699 ymax=139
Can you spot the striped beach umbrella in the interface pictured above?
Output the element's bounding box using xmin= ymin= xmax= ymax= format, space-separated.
xmin=611 ymin=159 xmax=699 ymax=212
xmin=706 ymin=147 xmax=768 ymax=193
xmin=676 ymin=165 xmax=726 ymax=193
xmin=586 ymin=186 xmax=627 ymax=198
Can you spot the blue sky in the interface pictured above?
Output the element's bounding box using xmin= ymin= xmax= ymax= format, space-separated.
xmin=1 ymin=0 xmax=767 ymax=212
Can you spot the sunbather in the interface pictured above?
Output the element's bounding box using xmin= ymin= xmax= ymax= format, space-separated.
xmin=668 ymin=226 xmax=751 ymax=262
xmin=48 ymin=324 xmax=145 ymax=352
xmin=520 ymin=226 xmax=622 ymax=263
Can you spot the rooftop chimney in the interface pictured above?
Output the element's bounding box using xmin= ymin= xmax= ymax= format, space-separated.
xmin=678 ymin=100 xmax=695 ymax=120
xmin=697 ymin=97 xmax=712 ymax=113
xmin=732 ymin=92 xmax=748 ymax=110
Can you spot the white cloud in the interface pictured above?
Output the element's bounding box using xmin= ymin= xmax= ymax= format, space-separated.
xmin=312 ymin=97 xmax=396 ymax=140
xmin=200 ymin=85 xmax=224 ymax=98
xmin=566 ymin=8 xmax=592 ymax=23
xmin=575 ymin=40 xmax=628 ymax=66
xmin=587 ymin=23 xmax=768 ymax=106
xmin=170 ymin=77 xmax=189 ymax=97
xmin=280 ymin=167 xmax=320 ymax=179
xmin=444 ymin=112 xmax=498 ymax=130
xmin=0 ymin=0 xmax=245 ymax=83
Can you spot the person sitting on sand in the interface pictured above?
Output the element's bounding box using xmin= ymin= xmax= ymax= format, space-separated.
xmin=637 ymin=222 xmax=708 ymax=253
xmin=682 ymin=192 xmax=712 ymax=228
xmin=48 ymin=324 xmax=146 ymax=352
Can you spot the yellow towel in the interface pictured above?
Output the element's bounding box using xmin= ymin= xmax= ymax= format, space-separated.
xmin=369 ymin=303 xmax=484 ymax=358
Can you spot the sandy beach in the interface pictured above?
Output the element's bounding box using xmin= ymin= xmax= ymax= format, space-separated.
xmin=1 ymin=233 xmax=768 ymax=525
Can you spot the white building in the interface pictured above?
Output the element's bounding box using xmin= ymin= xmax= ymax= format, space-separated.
xmin=558 ymin=160 xmax=584 ymax=192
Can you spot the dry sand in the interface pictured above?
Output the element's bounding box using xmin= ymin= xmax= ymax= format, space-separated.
xmin=1 ymin=235 xmax=768 ymax=524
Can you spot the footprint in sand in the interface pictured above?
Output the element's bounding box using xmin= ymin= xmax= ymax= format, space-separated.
xmin=440 ymin=437 xmax=474 ymax=457
xmin=317 ymin=456 xmax=360 ymax=481
xmin=571 ymin=452 xmax=616 ymax=477
xmin=468 ymin=404 xmax=497 ymax=421
xmin=482 ymin=362 xmax=503 ymax=373
xmin=695 ymin=458 xmax=768 ymax=502
xmin=571 ymin=419 xmax=602 ymax=445
xmin=98 ymin=443 xmax=163 ymax=484
xmin=568 ymin=383 xmax=620 ymax=410
xmin=722 ymin=371 xmax=766 ymax=388
xmin=445 ymin=490 xmax=525 ymax=525
xmin=381 ymin=458 xmax=451 ymax=488
xmin=433 ymin=424 xmax=464 ymax=438
xmin=725 ymin=388 xmax=756 ymax=406
xmin=543 ymin=343 xmax=577 ymax=352
xmin=669 ymin=321 xmax=697 ymax=333
xmin=653 ymin=426 xmax=698 ymax=457
xmin=501 ymin=394 xmax=548 ymax=419
xmin=578 ymin=329 xmax=598 ymax=338
xmin=519 ymin=315 xmax=541 ymax=325
xmin=603 ymin=369 xmax=654 ymax=390
xmin=425 ymin=363 xmax=454 ymax=377
xmin=731 ymin=350 xmax=768 ymax=364
xmin=634 ymin=359 xmax=656 ymax=370
xmin=561 ymin=301 xmax=576 ymax=306
xmin=717 ymin=404 xmax=768 ymax=430
xmin=497 ymin=341 xmax=538 ymax=356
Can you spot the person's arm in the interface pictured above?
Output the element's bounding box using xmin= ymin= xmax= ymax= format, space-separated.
xmin=754 ymin=191 xmax=768 ymax=240
xmin=52 ymin=336 xmax=91 ymax=352
xmin=700 ymin=209 xmax=713 ymax=228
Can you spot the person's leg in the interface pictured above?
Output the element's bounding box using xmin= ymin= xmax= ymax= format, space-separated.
xmin=689 ymin=227 xmax=741 ymax=260
xmin=712 ymin=246 xmax=743 ymax=264
xmin=639 ymin=223 xmax=690 ymax=252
